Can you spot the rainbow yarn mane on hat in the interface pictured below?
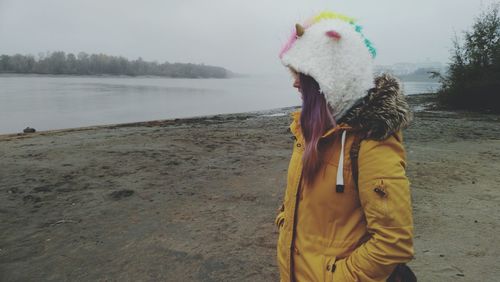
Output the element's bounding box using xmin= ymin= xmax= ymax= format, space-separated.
xmin=280 ymin=11 xmax=377 ymax=121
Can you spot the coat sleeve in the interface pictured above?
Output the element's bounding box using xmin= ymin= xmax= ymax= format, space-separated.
xmin=333 ymin=132 xmax=414 ymax=281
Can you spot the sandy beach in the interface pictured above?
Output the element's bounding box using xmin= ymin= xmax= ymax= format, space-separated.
xmin=1 ymin=93 xmax=499 ymax=282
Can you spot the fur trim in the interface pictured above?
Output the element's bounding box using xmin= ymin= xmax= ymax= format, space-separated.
xmin=340 ymin=74 xmax=413 ymax=140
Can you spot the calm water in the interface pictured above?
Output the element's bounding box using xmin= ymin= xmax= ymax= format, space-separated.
xmin=0 ymin=75 xmax=440 ymax=134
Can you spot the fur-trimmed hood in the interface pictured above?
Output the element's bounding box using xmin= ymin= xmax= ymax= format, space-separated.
xmin=291 ymin=74 xmax=412 ymax=141
xmin=340 ymin=74 xmax=413 ymax=140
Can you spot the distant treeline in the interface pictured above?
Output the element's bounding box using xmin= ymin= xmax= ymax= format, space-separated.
xmin=0 ymin=51 xmax=230 ymax=78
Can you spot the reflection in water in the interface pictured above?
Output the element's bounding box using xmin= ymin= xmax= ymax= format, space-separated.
xmin=0 ymin=75 xmax=440 ymax=134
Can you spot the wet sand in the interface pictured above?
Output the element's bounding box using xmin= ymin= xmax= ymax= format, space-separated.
xmin=1 ymin=94 xmax=499 ymax=281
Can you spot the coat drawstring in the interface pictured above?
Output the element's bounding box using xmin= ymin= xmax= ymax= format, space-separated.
xmin=336 ymin=130 xmax=347 ymax=193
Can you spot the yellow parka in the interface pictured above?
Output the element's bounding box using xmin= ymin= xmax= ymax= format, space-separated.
xmin=276 ymin=75 xmax=415 ymax=282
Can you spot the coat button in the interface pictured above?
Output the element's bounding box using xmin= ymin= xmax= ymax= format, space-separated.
xmin=294 ymin=247 xmax=300 ymax=255
xmin=326 ymin=264 xmax=336 ymax=272
xmin=296 ymin=143 xmax=302 ymax=148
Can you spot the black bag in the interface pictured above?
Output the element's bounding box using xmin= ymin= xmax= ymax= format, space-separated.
xmin=386 ymin=264 xmax=417 ymax=282
xmin=349 ymin=133 xmax=417 ymax=282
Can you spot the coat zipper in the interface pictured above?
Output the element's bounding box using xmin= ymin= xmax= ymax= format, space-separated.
xmin=289 ymin=171 xmax=303 ymax=282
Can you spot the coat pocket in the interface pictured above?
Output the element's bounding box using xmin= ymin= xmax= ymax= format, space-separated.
xmin=372 ymin=179 xmax=389 ymax=216
xmin=363 ymin=178 xmax=412 ymax=226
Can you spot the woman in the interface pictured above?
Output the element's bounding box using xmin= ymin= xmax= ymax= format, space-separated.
xmin=275 ymin=12 xmax=415 ymax=282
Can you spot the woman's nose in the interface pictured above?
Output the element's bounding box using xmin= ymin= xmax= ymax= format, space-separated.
xmin=293 ymin=77 xmax=300 ymax=89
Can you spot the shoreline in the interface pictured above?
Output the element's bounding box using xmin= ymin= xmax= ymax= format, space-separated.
xmin=1 ymin=93 xmax=499 ymax=281
xmin=0 ymin=106 xmax=299 ymax=140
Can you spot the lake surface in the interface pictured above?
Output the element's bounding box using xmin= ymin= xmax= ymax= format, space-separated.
xmin=0 ymin=75 xmax=440 ymax=134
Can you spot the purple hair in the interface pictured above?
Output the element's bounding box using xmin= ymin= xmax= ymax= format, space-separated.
xmin=299 ymin=73 xmax=336 ymax=185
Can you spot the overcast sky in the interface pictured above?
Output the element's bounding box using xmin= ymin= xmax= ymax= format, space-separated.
xmin=0 ymin=0 xmax=497 ymax=74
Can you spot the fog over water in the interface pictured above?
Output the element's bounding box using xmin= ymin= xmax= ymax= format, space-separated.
xmin=0 ymin=1 xmax=483 ymax=133
xmin=0 ymin=0 xmax=496 ymax=74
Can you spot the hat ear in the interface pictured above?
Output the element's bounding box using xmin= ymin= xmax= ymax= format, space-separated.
xmin=295 ymin=24 xmax=305 ymax=37
xmin=325 ymin=30 xmax=341 ymax=40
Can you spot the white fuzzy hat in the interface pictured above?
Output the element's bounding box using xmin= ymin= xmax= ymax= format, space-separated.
xmin=280 ymin=11 xmax=376 ymax=121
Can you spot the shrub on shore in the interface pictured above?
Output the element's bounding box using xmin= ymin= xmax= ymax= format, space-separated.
xmin=436 ymin=4 xmax=500 ymax=112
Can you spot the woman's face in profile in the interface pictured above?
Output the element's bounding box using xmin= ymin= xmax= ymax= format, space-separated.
xmin=289 ymin=68 xmax=303 ymax=100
